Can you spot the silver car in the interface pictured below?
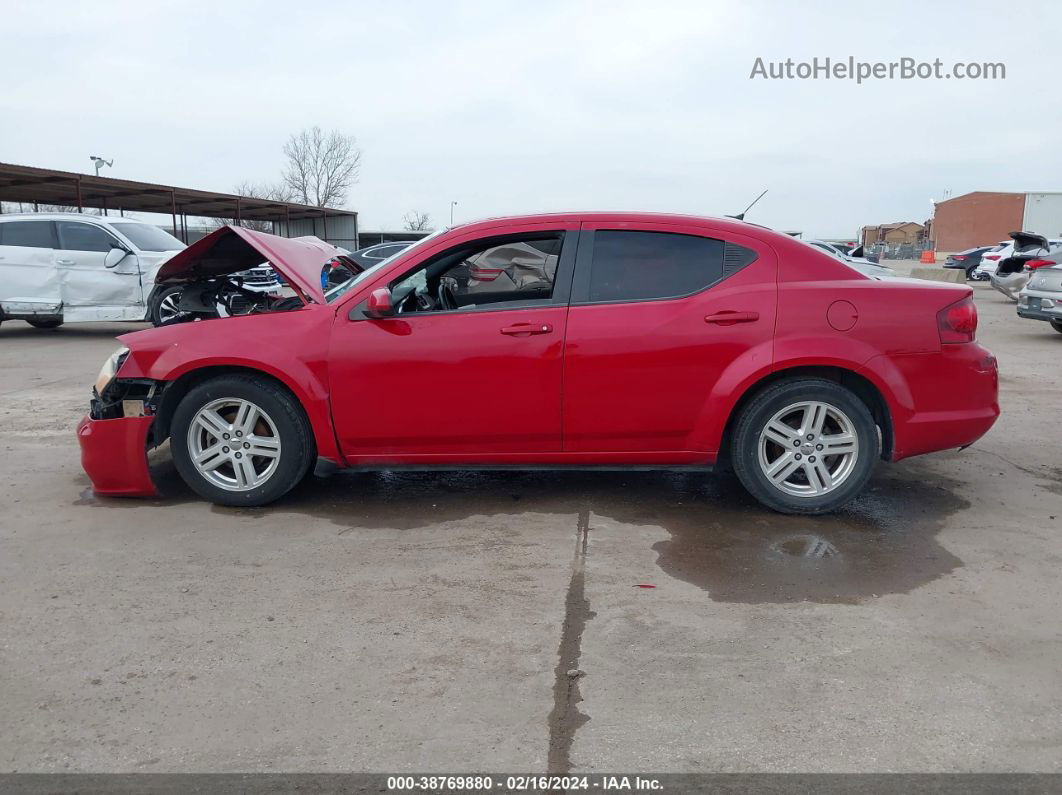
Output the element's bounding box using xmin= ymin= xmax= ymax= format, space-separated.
xmin=990 ymin=231 xmax=1062 ymax=301
xmin=1017 ymin=264 xmax=1062 ymax=334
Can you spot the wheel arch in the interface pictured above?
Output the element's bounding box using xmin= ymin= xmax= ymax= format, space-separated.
xmin=717 ymin=365 xmax=894 ymax=467
xmin=150 ymin=363 xmax=340 ymax=462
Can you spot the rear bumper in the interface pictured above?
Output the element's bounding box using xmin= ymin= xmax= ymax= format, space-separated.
xmin=1017 ymin=291 xmax=1062 ymax=322
xmin=76 ymin=414 xmax=157 ymax=497
xmin=861 ymin=344 xmax=999 ymax=461
xmin=1017 ymin=307 xmax=1059 ymax=322
xmin=990 ymin=272 xmax=1028 ymax=299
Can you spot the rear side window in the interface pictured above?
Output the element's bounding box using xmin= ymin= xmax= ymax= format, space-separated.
xmin=0 ymin=220 xmax=55 ymax=249
xmin=56 ymin=221 xmax=116 ymax=252
xmin=589 ymin=230 xmax=754 ymax=302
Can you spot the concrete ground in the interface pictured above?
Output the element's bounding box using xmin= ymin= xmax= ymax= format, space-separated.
xmin=1 ymin=265 xmax=1060 ymax=773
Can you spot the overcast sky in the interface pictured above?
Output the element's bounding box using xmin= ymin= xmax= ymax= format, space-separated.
xmin=4 ymin=0 xmax=1061 ymax=238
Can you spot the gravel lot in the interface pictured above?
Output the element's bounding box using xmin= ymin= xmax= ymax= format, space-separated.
xmin=1 ymin=266 xmax=1060 ymax=773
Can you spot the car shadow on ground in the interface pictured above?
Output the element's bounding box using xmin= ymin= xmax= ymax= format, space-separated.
xmin=0 ymin=322 xmax=149 ymax=339
xmin=78 ymin=450 xmax=969 ymax=605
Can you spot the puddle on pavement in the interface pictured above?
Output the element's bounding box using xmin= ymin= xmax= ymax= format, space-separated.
xmin=75 ymin=449 xmax=967 ymax=604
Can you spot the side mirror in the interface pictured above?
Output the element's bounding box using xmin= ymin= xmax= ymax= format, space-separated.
xmin=848 ymin=244 xmax=864 ymax=259
xmin=363 ymin=287 xmax=395 ymax=318
xmin=104 ymin=245 xmax=129 ymax=269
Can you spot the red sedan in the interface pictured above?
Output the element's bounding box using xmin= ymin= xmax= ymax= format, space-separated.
xmin=78 ymin=213 xmax=999 ymax=514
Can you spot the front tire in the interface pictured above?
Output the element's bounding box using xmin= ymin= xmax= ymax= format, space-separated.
xmin=26 ymin=318 xmax=63 ymax=329
xmin=150 ymin=285 xmax=187 ymax=326
xmin=731 ymin=378 xmax=879 ymax=515
xmin=170 ymin=374 xmax=315 ymax=506
xmin=1051 ymin=320 xmax=1062 ymax=334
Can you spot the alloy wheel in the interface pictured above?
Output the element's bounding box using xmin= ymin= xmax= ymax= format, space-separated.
xmin=158 ymin=292 xmax=187 ymax=324
xmin=757 ymin=400 xmax=860 ymax=498
xmin=186 ymin=398 xmax=282 ymax=491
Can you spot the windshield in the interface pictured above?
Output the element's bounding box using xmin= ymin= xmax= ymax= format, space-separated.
xmin=112 ymin=223 xmax=185 ymax=252
xmin=325 ymin=228 xmax=447 ymax=303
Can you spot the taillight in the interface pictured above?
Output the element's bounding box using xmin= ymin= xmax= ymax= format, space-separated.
xmin=953 ymin=255 xmax=967 ymax=261
xmin=1025 ymin=259 xmax=1055 ymax=270
xmin=937 ymin=295 xmax=977 ymax=344
xmin=985 ymin=255 xmax=1000 ymax=261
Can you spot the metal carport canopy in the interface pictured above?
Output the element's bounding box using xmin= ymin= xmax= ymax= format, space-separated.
xmin=0 ymin=161 xmax=357 ymax=224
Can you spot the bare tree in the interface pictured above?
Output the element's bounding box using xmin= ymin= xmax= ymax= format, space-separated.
xmin=402 ymin=210 xmax=433 ymax=231
xmin=282 ymin=126 xmax=361 ymax=208
xmin=208 ymin=181 xmax=295 ymax=232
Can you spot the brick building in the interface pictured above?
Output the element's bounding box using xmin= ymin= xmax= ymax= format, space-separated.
xmin=860 ymin=221 xmax=925 ymax=249
xmin=931 ymin=191 xmax=1062 ymax=252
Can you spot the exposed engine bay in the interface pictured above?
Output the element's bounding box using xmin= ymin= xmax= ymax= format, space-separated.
xmin=150 ymin=225 xmax=357 ymax=325
xmin=162 ymin=274 xmax=304 ymax=325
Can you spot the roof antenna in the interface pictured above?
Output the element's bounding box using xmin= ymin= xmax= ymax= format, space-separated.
xmin=728 ymin=189 xmax=768 ymax=221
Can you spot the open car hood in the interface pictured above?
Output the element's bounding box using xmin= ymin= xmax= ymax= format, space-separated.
xmin=154 ymin=226 xmax=333 ymax=303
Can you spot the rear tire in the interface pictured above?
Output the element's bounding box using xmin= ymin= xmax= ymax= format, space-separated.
xmin=731 ymin=378 xmax=879 ymax=515
xmin=170 ymin=374 xmax=315 ymax=507
xmin=26 ymin=318 xmax=63 ymax=329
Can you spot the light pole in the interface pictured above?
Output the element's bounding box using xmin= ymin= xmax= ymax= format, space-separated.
xmin=450 ymin=201 xmax=458 ymax=226
xmin=90 ymin=156 xmax=113 ymax=177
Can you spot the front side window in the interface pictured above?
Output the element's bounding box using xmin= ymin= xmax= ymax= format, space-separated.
xmin=56 ymin=221 xmax=117 ymax=253
xmin=389 ymin=234 xmax=563 ymax=314
xmin=588 ymin=230 xmax=733 ymax=302
xmin=112 ymin=223 xmax=184 ymax=252
xmin=0 ymin=220 xmax=55 ymax=249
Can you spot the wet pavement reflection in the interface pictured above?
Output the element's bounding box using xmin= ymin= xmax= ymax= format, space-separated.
xmin=81 ymin=451 xmax=968 ymax=605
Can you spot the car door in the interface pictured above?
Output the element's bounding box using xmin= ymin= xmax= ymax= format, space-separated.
xmin=0 ymin=220 xmax=61 ymax=314
xmin=327 ymin=226 xmax=578 ymax=460
xmin=563 ymin=221 xmax=776 ymax=454
xmin=54 ymin=220 xmax=143 ymax=321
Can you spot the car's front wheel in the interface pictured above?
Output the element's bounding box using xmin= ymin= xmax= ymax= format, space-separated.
xmin=731 ymin=378 xmax=879 ymax=515
xmin=150 ymin=286 xmax=188 ymax=326
xmin=170 ymin=374 xmax=315 ymax=506
xmin=1051 ymin=319 xmax=1062 ymax=334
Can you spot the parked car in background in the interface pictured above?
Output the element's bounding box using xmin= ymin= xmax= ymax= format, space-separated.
xmin=972 ymin=241 xmax=1012 ymax=281
xmin=990 ymin=232 xmax=1062 ymax=301
xmin=805 ymin=240 xmax=895 ymax=279
xmin=1017 ymin=264 xmax=1062 ymax=334
xmin=0 ymin=214 xmax=185 ymax=328
xmin=348 ymin=241 xmax=412 ymax=270
xmin=944 ymin=246 xmax=995 ymax=279
xmin=78 ymin=214 xmax=998 ymax=516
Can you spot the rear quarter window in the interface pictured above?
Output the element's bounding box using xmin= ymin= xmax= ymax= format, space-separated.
xmin=0 ymin=220 xmax=56 ymax=249
xmin=588 ymin=230 xmax=755 ymax=302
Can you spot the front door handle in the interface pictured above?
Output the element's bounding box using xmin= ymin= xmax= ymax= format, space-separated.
xmin=500 ymin=322 xmax=553 ymax=336
xmin=57 ymin=259 xmax=76 ymax=266
xmin=705 ymin=311 xmax=759 ymax=325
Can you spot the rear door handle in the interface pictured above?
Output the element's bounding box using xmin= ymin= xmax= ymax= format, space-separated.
xmin=57 ymin=259 xmax=76 ymax=265
xmin=705 ymin=311 xmax=759 ymax=325
xmin=500 ymin=322 xmax=553 ymax=336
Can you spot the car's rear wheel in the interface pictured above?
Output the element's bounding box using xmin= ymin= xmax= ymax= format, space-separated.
xmin=26 ymin=318 xmax=63 ymax=329
xmin=170 ymin=374 xmax=314 ymax=506
xmin=731 ymin=378 xmax=879 ymax=515
xmin=1051 ymin=319 xmax=1062 ymax=334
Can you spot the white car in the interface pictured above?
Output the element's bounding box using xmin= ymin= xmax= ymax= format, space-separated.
xmin=804 ymin=239 xmax=896 ymax=279
xmin=0 ymin=214 xmax=281 ymax=328
xmin=973 ymin=241 xmax=1013 ymax=281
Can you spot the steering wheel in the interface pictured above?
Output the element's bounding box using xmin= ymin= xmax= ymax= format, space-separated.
xmin=438 ymin=280 xmax=459 ymax=311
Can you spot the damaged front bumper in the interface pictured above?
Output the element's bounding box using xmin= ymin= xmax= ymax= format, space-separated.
xmin=77 ymin=413 xmax=158 ymax=497
xmin=77 ymin=372 xmax=165 ymax=497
